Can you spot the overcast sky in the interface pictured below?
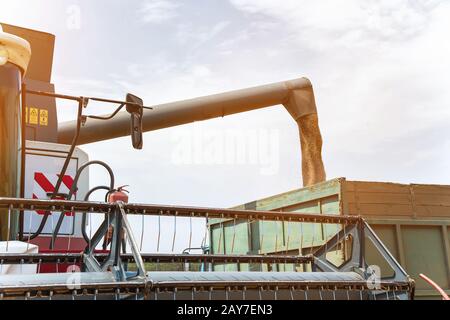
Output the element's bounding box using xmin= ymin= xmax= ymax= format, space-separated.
xmin=1 ymin=1 xmax=449 ymax=253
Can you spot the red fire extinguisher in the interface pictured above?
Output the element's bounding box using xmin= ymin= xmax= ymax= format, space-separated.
xmin=108 ymin=185 xmax=129 ymax=203
xmin=104 ymin=186 xmax=129 ymax=249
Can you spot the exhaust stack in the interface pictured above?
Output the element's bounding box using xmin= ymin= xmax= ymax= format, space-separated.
xmin=0 ymin=25 xmax=31 ymax=240
xmin=58 ymin=78 xmax=326 ymax=187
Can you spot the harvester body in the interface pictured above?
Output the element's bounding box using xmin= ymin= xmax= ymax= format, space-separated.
xmin=0 ymin=23 xmax=417 ymax=300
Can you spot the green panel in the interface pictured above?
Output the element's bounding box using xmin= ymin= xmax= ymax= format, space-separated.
xmin=321 ymin=196 xmax=340 ymax=214
xmin=281 ymin=222 xmax=340 ymax=252
xmin=284 ymin=200 xmax=321 ymax=214
xmin=212 ymin=262 xmax=262 ymax=272
xmin=208 ymin=179 xmax=343 ymax=249
xmin=237 ymin=263 xmax=250 ymax=271
xmin=210 ymin=224 xmax=224 ymax=254
xmin=402 ymin=226 xmax=449 ymax=290
xmin=271 ymin=263 xmax=296 ymax=272
xmin=322 ymin=223 xmax=340 ymax=241
xmin=223 ymin=263 xmax=239 ymax=272
xmin=258 ymin=221 xmax=284 ymax=254
xmin=208 ymin=218 xmax=226 ymax=226
xmin=208 ymin=180 xmax=341 ymax=228
xmin=364 ymin=224 xmax=399 ymax=279
xmin=282 ymin=221 xmax=301 ymax=253
xmin=223 ymin=220 xmax=250 ymax=254
xmin=254 ymin=178 xmax=343 ymax=211
xmin=370 ymin=225 xmax=398 ymax=260
xmin=365 ymin=236 xmax=395 ymax=279
xmin=257 ymin=220 xmax=327 ymax=254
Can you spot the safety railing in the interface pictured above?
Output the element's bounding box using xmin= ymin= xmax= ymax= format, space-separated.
xmin=0 ymin=197 xmax=415 ymax=300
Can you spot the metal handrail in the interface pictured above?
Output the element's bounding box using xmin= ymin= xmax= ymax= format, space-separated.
xmin=0 ymin=197 xmax=361 ymax=224
xmin=0 ymin=253 xmax=315 ymax=265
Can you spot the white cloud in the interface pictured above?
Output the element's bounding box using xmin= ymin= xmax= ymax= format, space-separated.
xmin=228 ymin=0 xmax=450 ymax=156
xmin=139 ymin=0 xmax=181 ymax=24
xmin=176 ymin=20 xmax=231 ymax=47
xmin=230 ymin=0 xmax=442 ymax=49
xmin=190 ymin=65 xmax=211 ymax=77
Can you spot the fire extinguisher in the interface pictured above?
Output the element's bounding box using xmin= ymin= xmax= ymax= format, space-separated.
xmin=104 ymin=186 xmax=129 ymax=250
xmin=108 ymin=185 xmax=129 ymax=203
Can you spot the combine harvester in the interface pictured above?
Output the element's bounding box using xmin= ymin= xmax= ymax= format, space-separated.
xmin=0 ymin=24 xmax=415 ymax=300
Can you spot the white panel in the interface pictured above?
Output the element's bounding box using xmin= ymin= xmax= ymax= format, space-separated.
xmin=23 ymin=141 xmax=89 ymax=237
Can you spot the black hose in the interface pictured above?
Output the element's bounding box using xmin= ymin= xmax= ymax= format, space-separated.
xmin=81 ymin=186 xmax=111 ymax=244
xmin=67 ymin=160 xmax=115 ymax=200
xmin=50 ymin=161 xmax=115 ymax=249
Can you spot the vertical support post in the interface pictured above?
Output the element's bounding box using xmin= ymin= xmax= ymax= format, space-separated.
xmin=0 ymin=64 xmax=23 ymax=241
xmin=19 ymin=83 xmax=26 ymax=240
xmin=358 ymin=219 xmax=365 ymax=269
xmin=247 ymin=218 xmax=253 ymax=254
xmin=441 ymin=225 xmax=450 ymax=288
xmin=395 ymin=224 xmax=406 ymax=267
xmin=318 ymin=199 xmax=324 ymax=240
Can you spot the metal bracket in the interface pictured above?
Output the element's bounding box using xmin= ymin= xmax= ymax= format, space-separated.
xmin=83 ymin=202 xmax=146 ymax=281
xmin=312 ymin=223 xmax=361 ymax=273
xmin=311 ymin=220 xmax=414 ymax=300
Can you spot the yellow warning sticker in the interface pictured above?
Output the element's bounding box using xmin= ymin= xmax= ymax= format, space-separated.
xmin=39 ymin=109 xmax=49 ymax=126
xmin=29 ymin=108 xmax=39 ymax=125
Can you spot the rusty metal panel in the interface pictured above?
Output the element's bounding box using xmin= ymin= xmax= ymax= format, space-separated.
xmin=342 ymin=180 xmax=450 ymax=219
xmin=343 ymin=181 xmax=414 ymax=217
xmin=348 ymin=203 xmax=415 ymax=217
xmin=412 ymin=184 xmax=450 ymax=218
xmin=415 ymin=205 xmax=450 ymax=217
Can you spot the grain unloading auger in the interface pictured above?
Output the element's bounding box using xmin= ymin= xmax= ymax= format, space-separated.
xmin=0 ymin=24 xmax=414 ymax=300
xmin=57 ymin=76 xmax=326 ymax=187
